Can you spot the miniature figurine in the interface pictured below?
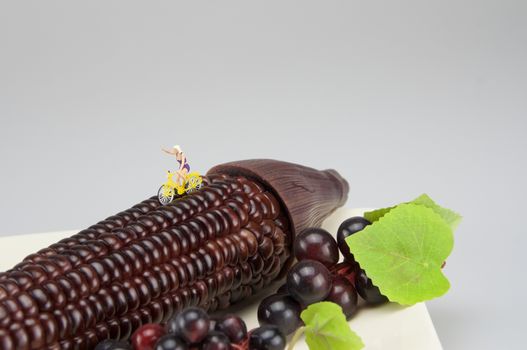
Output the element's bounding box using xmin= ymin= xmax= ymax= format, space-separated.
xmin=159 ymin=145 xmax=203 ymax=205
xmin=162 ymin=145 xmax=190 ymax=184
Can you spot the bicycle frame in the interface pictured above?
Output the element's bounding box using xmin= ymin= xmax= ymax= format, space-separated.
xmin=163 ymin=171 xmax=186 ymax=195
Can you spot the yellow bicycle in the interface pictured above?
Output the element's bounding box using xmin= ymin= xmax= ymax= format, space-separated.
xmin=158 ymin=170 xmax=203 ymax=205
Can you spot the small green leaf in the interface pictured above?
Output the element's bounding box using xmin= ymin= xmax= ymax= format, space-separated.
xmin=363 ymin=194 xmax=462 ymax=230
xmin=410 ymin=194 xmax=462 ymax=230
xmin=363 ymin=206 xmax=394 ymax=223
xmin=300 ymin=302 xmax=364 ymax=350
xmin=347 ymin=203 xmax=454 ymax=305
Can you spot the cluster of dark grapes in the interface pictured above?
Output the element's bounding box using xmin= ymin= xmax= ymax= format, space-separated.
xmin=257 ymin=217 xmax=388 ymax=336
xmin=95 ymin=306 xmax=285 ymax=350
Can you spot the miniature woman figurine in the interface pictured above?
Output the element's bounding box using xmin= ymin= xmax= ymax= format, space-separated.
xmin=162 ymin=145 xmax=190 ymax=184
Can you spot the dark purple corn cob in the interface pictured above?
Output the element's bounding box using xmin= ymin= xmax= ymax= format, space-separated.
xmin=0 ymin=159 xmax=348 ymax=349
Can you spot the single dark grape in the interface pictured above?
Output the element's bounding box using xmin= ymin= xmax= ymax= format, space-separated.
xmin=132 ymin=323 xmax=166 ymax=350
xmin=286 ymin=260 xmax=332 ymax=305
xmin=257 ymin=294 xmax=302 ymax=335
xmin=293 ymin=228 xmax=339 ymax=267
xmin=202 ymin=331 xmax=231 ymax=350
xmin=355 ymin=270 xmax=388 ymax=305
xmin=215 ymin=314 xmax=247 ymax=343
xmin=249 ymin=325 xmax=286 ymax=350
xmin=95 ymin=339 xmax=133 ymax=350
xmin=325 ymin=276 xmax=358 ymax=319
xmin=166 ymin=307 xmax=210 ymax=344
xmin=337 ymin=217 xmax=371 ymax=262
xmin=153 ymin=334 xmax=188 ymax=350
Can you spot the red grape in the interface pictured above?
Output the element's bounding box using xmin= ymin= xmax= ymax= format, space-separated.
xmin=355 ymin=270 xmax=388 ymax=305
xmin=294 ymin=228 xmax=339 ymax=267
xmin=337 ymin=217 xmax=371 ymax=263
xmin=153 ymin=334 xmax=188 ymax=350
xmin=215 ymin=314 xmax=247 ymax=343
xmin=202 ymin=331 xmax=231 ymax=350
xmin=325 ymin=276 xmax=358 ymax=319
xmin=167 ymin=307 xmax=210 ymax=344
xmin=132 ymin=324 xmax=166 ymax=350
xmin=249 ymin=325 xmax=286 ymax=350
xmin=286 ymin=260 xmax=332 ymax=305
xmin=257 ymin=294 xmax=302 ymax=335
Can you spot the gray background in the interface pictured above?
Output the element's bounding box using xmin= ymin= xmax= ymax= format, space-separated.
xmin=1 ymin=1 xmax=525 ymax=349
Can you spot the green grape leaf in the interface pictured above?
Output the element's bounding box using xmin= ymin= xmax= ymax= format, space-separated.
xmin=300 ymin=302 xmax=364 ymax=350
xmin=410 ymin=194 xmax=462 ymax=230
xmin=363 ymin=194 xmax=462 ymax=230
xmin=363 ymin=206 xmax=394 ymax=223
xmin=347 ymin=203 xmax=454 ymax=305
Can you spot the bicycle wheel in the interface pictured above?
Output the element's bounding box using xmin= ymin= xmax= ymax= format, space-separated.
xmin=158 ymin=185 xmax=175 ymax=205
xmin=185 ymin=173 xmax=203 ymax=194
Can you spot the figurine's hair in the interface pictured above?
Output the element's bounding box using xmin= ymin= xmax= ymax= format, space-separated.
xmin=172 ymin=145 xmax=182 ymax=153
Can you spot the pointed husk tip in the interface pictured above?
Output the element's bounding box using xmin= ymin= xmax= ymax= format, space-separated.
xmin=207 ymin=159 xmax=349 ymax=235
